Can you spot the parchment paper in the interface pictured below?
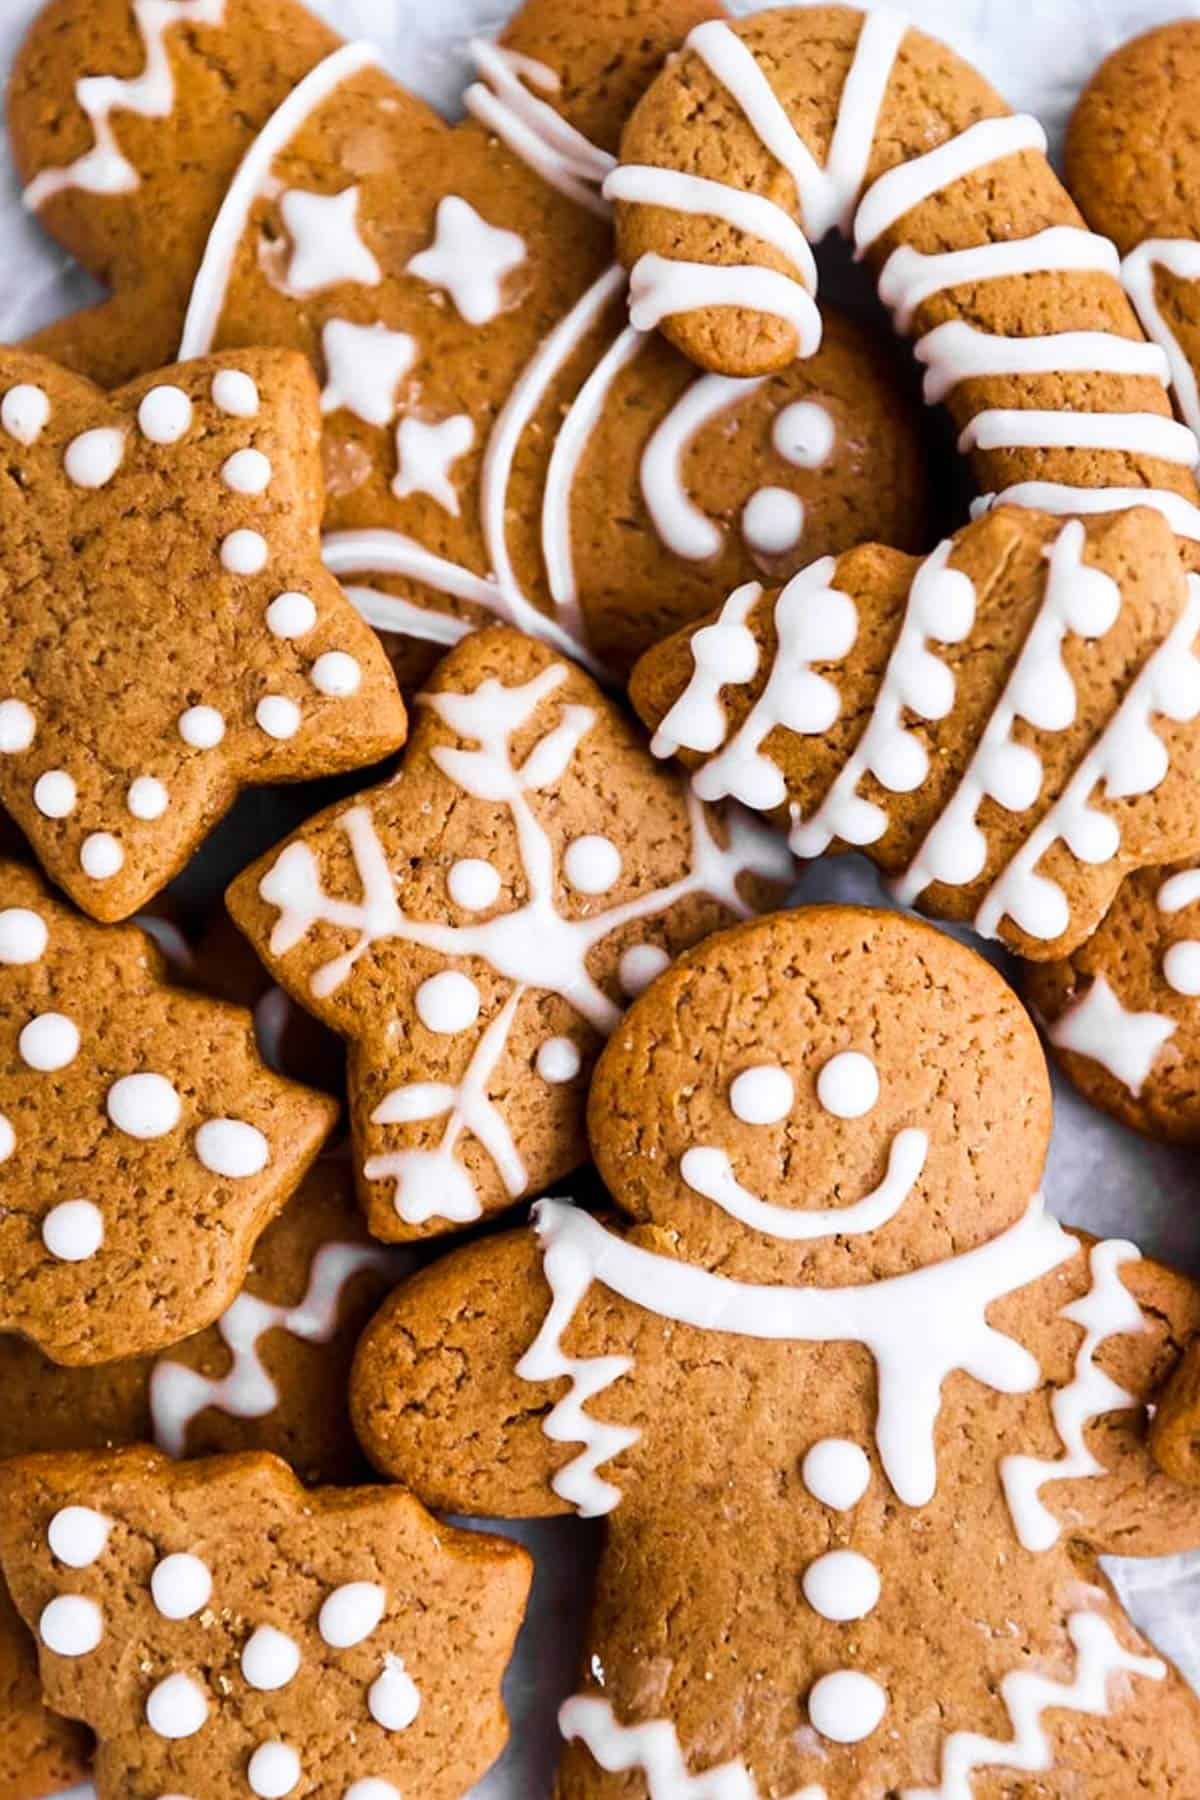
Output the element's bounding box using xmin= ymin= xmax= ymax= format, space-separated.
xmin=0 ymin=3 xmax=1197 ymax=1795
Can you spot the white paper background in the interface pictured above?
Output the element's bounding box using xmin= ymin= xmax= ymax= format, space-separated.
xmin=1 ymin=2 xmax=1199 ymax=1795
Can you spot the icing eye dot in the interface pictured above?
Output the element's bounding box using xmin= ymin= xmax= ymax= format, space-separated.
xmin=801 ymin=1438 xmax=870 ymax=1510
xmin=127 ymin=776 xmax=169 ymax=820
xmin=536 ymin=1036 xmax=581 ymax=1084
xmin=145 ymin=1671 xmax=208 ymax=1740
xmin=1163 ymin=940 xmax=1200 ymax=997
xmin=563 ymin=834 xmax=622 ymax=895
xmin=266 ymin=592 xmax=317 ymax=639
xmin=242 ymin=1624 xmax=302 ymax=1692
xmin=194 ymin=1118 xmax=270 ymax=1178
xmin=64 ymin=426 xmax=125 ymax=489
xmin=802 ymin=1550 xmax=881 ymax=1622
xmin=0 ymin=699 xmax=36 ymax=753
xmin=47 ymin=1506 xmax=110 ymax=1569
xmin=729 ymin=1064 xmax=794 ymax=1125
xmin=0 ymin=1114 xmax=13 ymax=1162
xmin=138 ymin=385 xmax=193 ymax=445
xmin=39 ymin=1594 xmax=102 ymax=1658
xmin=742 ymin=486 xmax=805 ymax=556
xmin=0 ymin=907 xmax=48 ymax=964
xmin=1 ymin=383 xmax=49 ymax=445
xmin=42 ymin=1198 xmax=103 ymax=1263
xmin=221 ymin=528 xmax=269 ymax=575
xmin=310 ymin=650 xmax=362 ymax=697
xmin=807 ymin=1669 xmax=887 ymax=1744
xmin=772 ymin=400 xmax=835 ymax=469
xmin=221 ymin=448 xmax=272 ymax=493
xmin=178 ymin=704 xmax=225 ymax=749
xmin=318 ymin=1581 xmax=386 ymax=1648
xmin=344 ymin=1784 xmax=401 ymax=1800
xmin=19 ymin=1012 xmax=80 ymax=1072
xmin=368 ymin=1658 xmax=420 ymax=1731
xmin=447 ymin=858 xmax=501 ymax=911
xmin=248 ymin=1741 xmax=302 ymax=1798
xmin=415 ymin=970 xmax=479 ymax=1035
xmin=33 ymin=769 xmax=76 ymax=818
xmin=151 ymin=1553 xmax=213 ymax=1620
xmin=816 ymin=1050 xmax=880 ymax=1119
xmin=80 ymin=832 xmax=124 ymax=881
xmin=106 ymin=1072 xmax=181 ymax=1140
xmin=256 ymin=695 xmax=301 ymax=740
xmin=211 ymin=369 xmax=260 ymax=417
xmin=619 ymin=942 xmax=671 ymax=997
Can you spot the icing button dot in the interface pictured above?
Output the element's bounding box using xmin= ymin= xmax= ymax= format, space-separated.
xmin=138 ymin=386 xmax=193 ymax=445
xmin=178 ymin=705 xmax=225 ymax=749
xmin=145 ymin=1672 xmax=208 ymax=1740
xmin=106 ymin=1072 xmax=181 ymax=1139
xmin=194 ymin=1118 xmax=269 ymax=1178
xmin=773 ymin=400 xmax=835 ymax=468
xmin=816 ymin=1051 xmax=880 ymax=1119
xmin=39 ymin=1594 xmax=102 ymax=1657
xmin=221 ymin=528 xmax=269 ymax=575
xmin=536 ymin=1036 xmax=581 ymax=1084
xmin=47 ymin=1506 xmax=110 ymax=1569
xmin=310 ymin=650 xmax=361 ymax=697
xmin=447 ymin=858 xmax=500 ymax=911
xmin=729 ymin=1065 xmax=794 ymax=1125
xmin=42 ymin=1199 xmax=103 ymax=1263
xmin=266 ymin=592 xmax=316 ymax=639
xmin=19 ymin=1012 xmax=80 ymax=1072
xmin=802 ymin=1550 xmax=881 ymax=1622
xmin=367 ymin=1657 xmax=420 ymax=1731
xmin=33 ymin=769 xmax=76 ymax=818
xmin=1163 ymin=940 xmax=1200 ymax=997
xmin=563 ymin=834 xmax=622 ymax=895
xmin=0 ymin=1115 xmax=13 ymax=1162
xmin=801 ymin=1439 xmax=871 ymax=1510
xmin=211 ymin=369 xmax=260 ymax=417
xmin=256 ymin=696 xmax=301 ymax=740
xmin=0 ymin=907 xmax=48 ymax=964
xmin=344 ymin=1784 xmax=401 ymax=1800
xmin=151 ymin=1553 xmax=213 ymax=1620
xmin=221 ymin=447 xmax=272 ymax=493
xmin=127 ymin=776 xmax=169 ymax=820
xmin=318 ymin=1582 xmax=386 ymax=1649
xmin=80 ymin=833 xmax=124 ymax=881
xmin=618 ymin=943 xmax=670 ymax=997
xmin=807 ymin=1669 xmax=887 ymax=1744
xmin=0 ymin=699 xmax=36 ymax=753
xmin=242 ymin=1624 xmax=301 ymax=1692
xmin=415 ymin=970 xmax=479 ymax=1035
xmin=248 ymin=1741 xmax=301 ymax=1798
xmin=64 ymin=426 xmax=125 ymax=489
xmin=743 ymin=487 xmax=805 ymax=556
xmin=1 ymin=384 xmax=49 ymax=445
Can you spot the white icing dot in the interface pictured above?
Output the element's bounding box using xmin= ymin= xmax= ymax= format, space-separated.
xmin=42 ymin=1199 xmax=103 ymax=1263
xmin=212 ymin=370 xmax=260 ymax=417
xmin=802 ymin=1439 xmax=871 ymax=1510
xmin=0 ymin=907 xmax=48 ymax=964
xmin=816 ymin=1051 xmax=880 ymax=1119
xmin=802 ymin=1550 xmax=881 ymax=1622
xmin=33 ymin=769 xmax=76 ymax=818
xmin=138 ymin=386 xmax=193 ymax=445
xmin=106 ymin=1072 xmax=181 ymax=1139
xmin=415 ymin=970 xmax=480 ymax=1034
xmin=318 ymin=1582 xmax=386 ymax=1649
xmin=47 ymin=1507 xmax=110 ymax=1569
xmin=178 ymin=705 xmax=225 ymax=749
xmin=242 ymin=1624 xmax=302 ymax=1692
xmin=256 ymin=695 xmax=301 ymax=740
xmin=266 ymin=592 xmax=317 ymax=639
xmin=0 ymin=700 xmax=35 ymax=752
xmin=729 ymin=1064 xmax=794 ymax=1125
xmin=807 ymin=1669 xmax=887 ymax=1744
xmin=221 ymin=447 xmax=272 ymax=493
xmin=19 ymin=1012 xmax=80 ymax=1071
xmin=344 ymin=1784 xmax=401 ymax=1800
xmin=447 ymin=858 xmax=501 ymax=911
xmin=221 ymin=529 xmax=269 ymax=575
xmin=773 ymin=400 xmax=835 ymax=469
xmin=536 ymin=1036 xmax=581 ymax=1084
xmin=368 ymin=1657 xmax=420 ymax=1731
xmin=151 ymin=1553 xmax=212 ymax=1621
xmin=194 ymin=1118 xmax=269 ymax=1178
xmin=80 ymin=832 xmax=124 ymax=881
xmin=1163 ymin=940 xmax=1200 ymax=997
xmin=39 ymin=1594 xmax=102 ymax=1657
xmin=2 ymin=384 xmax=49 ymax=445
xmin=64 ymin=426 xmax=125 ymax=489
xmin=0 ymin=1115 xmax=12 ymax=1162
xmin=742 ymin=487 xmax=805 ymax=556
xmin=310 ymin=651 xmax=361 ymax=697
xmin=128 ymin=776 xmax=169 ymax=820
xmin=563 ymin=834 xmax=622 ymax=896
xmin=248 ymin=1741 xmax=301 ymax=1798
xmin=145 ymin=1672 xmax=209 ymax=1740
xmin=619 ymin=943 xmax=670 ymax=997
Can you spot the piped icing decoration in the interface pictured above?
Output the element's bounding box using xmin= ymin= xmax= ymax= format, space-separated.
xmin=64 ymin=426 xmax=126 ymax=489
xmin=247 ymin=1740 xmax=301 ymax=1797
xmin=138 ymin=384 xmax=193 ymax=444
xmin=320 ymin=319 xmax=417 ymax=428
xmin=560 ymin=1696 xmax=830 ymax=1800
xmin=105 ymin=1071 xmax=181 ymax=1139
xmin=801 ymin=1438 xmax=871 ymax=1510
xmin=392 ymin=414 xmax=476 ymax=514
xmin=42 ymin=1198 xmax=104 ymax=1263
xmin=1045 ymin=974 xmax=1177 ymax=1096
xmin=0 ymin=906 xmax=49 ymax=965
xmin=368 ymin=1656 xmax=421 ymax=1731
xmin=406 ymin=195 xmax=527 ymax=327
xmin=1 ymin=384 xmax=50 ymax=445
xmin=276 ymin=186 xmax=382 ymax=298
xmin=1122 ymin=240 xmax=1200 ymax=441
xmin=463 ymin=40 xmax=616 ymax=217
xmin=816 ymin=1050 xmax=879 ymax=1118
xmin=242 ymin=1624 xmax=302 ymax=1693
xmin=19 ymin=1011 xmax=80 ymax=1071
xmin=680 ymin=1127 xmax=927 ymax=1242
xmin=1157 ymin=865 xmax=1200 ymax=998
xmin=318 ymin=1582 xmax=386 ymax=1649
xmin=151 ymin=1552 xmax=213 ymax=1620
xmin=39 ymin=1594 xmax=103 ymax=1658
xmin=807 ymin=1668 xmax=888 ymax=1744
xmin=146 ymin=1671 xmax=209 ymax=1739
xmin=257 ymin=663 xmax=788 ymax=1229
xmin=728 ymin=1063 xmax=793 ymax=1125
xmin=522 ymin=1192 xmax=1075 ymax=1514
xmin=639 ymin=373 xmax=767 ymax=561
xmin=47 ymin=1506 xmax=110 ymax=1570
xmin=801 ymin=1549 xmax=881 ymax=1622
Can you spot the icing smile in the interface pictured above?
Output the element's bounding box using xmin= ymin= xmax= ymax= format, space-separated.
xmin=680 ymin=1127 xmax=928 ymax=1240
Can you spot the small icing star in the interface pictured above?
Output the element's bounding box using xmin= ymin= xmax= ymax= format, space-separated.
xmin=393 ymin=414 xmax=476 ymax=515
xmin=279 ymin=187 xmax=382 ymax=298
xmin=406 ymin=196 xmax=526 ymax=325
xmin=320 ymin=319 xmax=417 ymax=428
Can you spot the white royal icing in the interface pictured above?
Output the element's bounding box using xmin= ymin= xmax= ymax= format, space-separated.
xmin=64 ymin=427 xmax=126 ymax=489
xmin=256 ymin=695 xmax=300 ymax=740
xmin=138 ymin=384 xmax=194 ymax=445
xmin=680 ymin=1127 xmax=925 ymax=1242
xmin=310 ymin=651 xmax=361 ymax=698
xmin=807 ymin=1668 xmax=888 ymax=1744
xmin=393 ymin=414 xmax=476 ymax=514
xmin=742 ymin=488 xmax=805 ymax=557
xmin=563 ymin=834 xmax=622 ymax=896
xmin=80 ymin=831 xmax=124 ymax=882
xmin=537 ymin=1036 xmax=581 ymax=1083
xmin=447 ymin=858 xmax=501 ymax=911
xmin=222 ymin=448 xmax=272 ymax=494
xmin=42 ymin=1198 xmax=104 ymax=1263
xmin=802 ymin=1438 xmax=871 ymax=1510
xmin=179 ymin=703 xmax=225 ymax=749
xmin=194 ymin=1117 xmax=269 ymax=1178
xmin=728 ymin=1064 xmax=793 ymax=1125
xmin=321 ymin=319 xmax=417 ymax=428
xmin=1046 ymin=974 xmax=1176 ymax=1095
xmin=39 ymin=1594 xmax=103 ymax=1658
xmin=33 ymin=769 xmax=75 ymax=819
xmin=267 ymin=592 xmax=317 ymax=640
xmin=151 ymin=1552 xmax=213 ymax=1620
xmin=127 ymin=775 xmax=169 ymax=820
xmin=1 ymin=384 xmax=50 ymax=445
xmin=319 ymin=1581 xmax=385 ymax=1649
xmin=106 ymin=1071 xmax=180 ymax=1139
xmin=19 ymin=1011 xmax=79 ymax=1072
xmin=47 ymin=1506 xmax=110 ymax=1569
xmin=464 ymin=40 xmax=615 ymax=218
xmin=242 ymin=1624 xmax=302 ymax=1692
xmin=248 ymin=1740 xmax=301 ymax=1798
xmin=0 ymin=700 xmax=35 ymax=753
xmin=773 ymin=401 xmax=836 ymax=468
xmin=801 ymin=1549 xmax=881 ymax=1622
xmin=816 ymin=1050 xmax=879 ymax=1118
xmin=368 ymin=1656 xmax=421 ymax=1731
xmin=277 ymin=185 xmax=381 ymax=297
xmin=618 ymin=943 xmax=671 ymax=997
xmin=640 ymin=373 xmax=767 ymax=562
xmin=406 ymin=195 xmax=526 ymax=326
xmin=0 ymin=907 xmax=48 ymax=964
xmin=222 ymin=528 xmax=269 ymax=575
xmin=560 ymin=1695 xmax=828 ymax=1800
xmin=212 ymin=369 xmax=260 ymax=418
xmin=1158 ymin=868 xmax=1200 ymax=996
xmin=1122 ymin=239 xmax=1200 ymax=441
xmin=146 ymin=1671 xmax=208 ymax=1739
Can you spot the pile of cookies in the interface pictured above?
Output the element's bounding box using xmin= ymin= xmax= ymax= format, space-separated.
xmin=2 ymin=1 xmax=1200 ymax=1795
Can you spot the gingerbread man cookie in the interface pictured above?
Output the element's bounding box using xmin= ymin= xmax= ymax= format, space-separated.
xmin=0 ymin=344 xmax=406 ymax=923
xmin=0 ymin=1446 xmax=532 ymax=1800
xmin=351 ymin=906 xmax=1200 ymax=1797
xmin=0 ymin=859 xmax=338 ymax=1365
xmin=631 ymin=505 xmax=1200 ymax=960
xmin=10 ymin=0 xmax=930 ymax=681
xmin=227 ymin=625 xmax=792 ymax=1242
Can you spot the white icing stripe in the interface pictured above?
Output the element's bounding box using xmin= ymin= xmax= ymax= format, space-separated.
xmin=526 ymin=1194 xmax=1076 ymax=1510
xmin=878 ymin=228 xmax=1122 ymax=334
xmin=680 ymin=1127 xmax=927 ymax=1240
xmin=627 ymin=254 xmax=822 ymax=352
xmin=1046 ymin=976 xmax=1177 ymax=1095
xmin=960 ymin=408 xmax=1198 ymax=465
xmin=973 ymin=481 xmax=1200 ymax=541
xmin=341 ymin=583 xmax=472 ymax=648
xmin=640 ymin=375 xmax=767 ymax=562
xmin=854 ymin=114 xmax=1048 ymax=253
xmin=179 ymin=42 xmax=380 ymax=358
xmin=559 ymin=1697 xmax=816 ymax=1799
xmin=604 ymin=165 xmax=818 ymax=293
xmin=915 ymin=321 xmax=1169 ymax=404
xmin=1000 ymin=1239 xmax=1143 ymax=1552
xmin=465 ymin=41 xmax=615 ymax=218
xmin=975 ymin=575 xmax=1200 ymax=942
xmin=650 ymin=582 xmax=764 ymax=761
xmin=1158 ymin=867 xmax=1200 ymax=914
xmin=1123 ymin=239 xmax=1200 ymax=441
xmin=25 ymin=0 xmax=227 ymax=209
xmin=902 ymin=1612 xmax=1164 ymax=1800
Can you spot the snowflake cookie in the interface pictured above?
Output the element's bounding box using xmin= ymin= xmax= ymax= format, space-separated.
xmin=0 ymin=345 xmax=406 ymax=922
xmin=351 ymin=905 xmax=1200 ymax=1798
xmin=0 ymin=1447 xmax=532 ymax=1800
xmin=227 ymin=626 xmax=792 ymax=1241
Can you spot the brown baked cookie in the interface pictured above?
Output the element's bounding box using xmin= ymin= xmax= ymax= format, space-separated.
xmin=1025 ymin=856 xmax=1200 ymax=1142
xmin=351 ymin=905 xmax=1200 ymax=1797
xmin=190 ymin=907 xmax=345 ymax=1095
xmin=629 ymin=505 xmax=1200 ymax=960
xmin=0 ymin=1446 xmax=532 ymax=1800
xmin=606 ymin=5 xmax=1200 ymax=559
xmin=1151 ymin=1335 xmax=1200 ymax=1486
xmin=227 ymin=625 xmax=792 ymax=1243
xmin=0 ymin=344 xmax=406 ymax=923
xmin=0 ymin=1572 xmax=89 ymax=1800
xmin=10 ymin=0 xmax=930 ymax=683
xmin=0 ymin=858 xmax=337 ymax=1365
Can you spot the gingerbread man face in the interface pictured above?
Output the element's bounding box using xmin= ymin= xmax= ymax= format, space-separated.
xmin=10 ymin=0 xmax=929 ymax=681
